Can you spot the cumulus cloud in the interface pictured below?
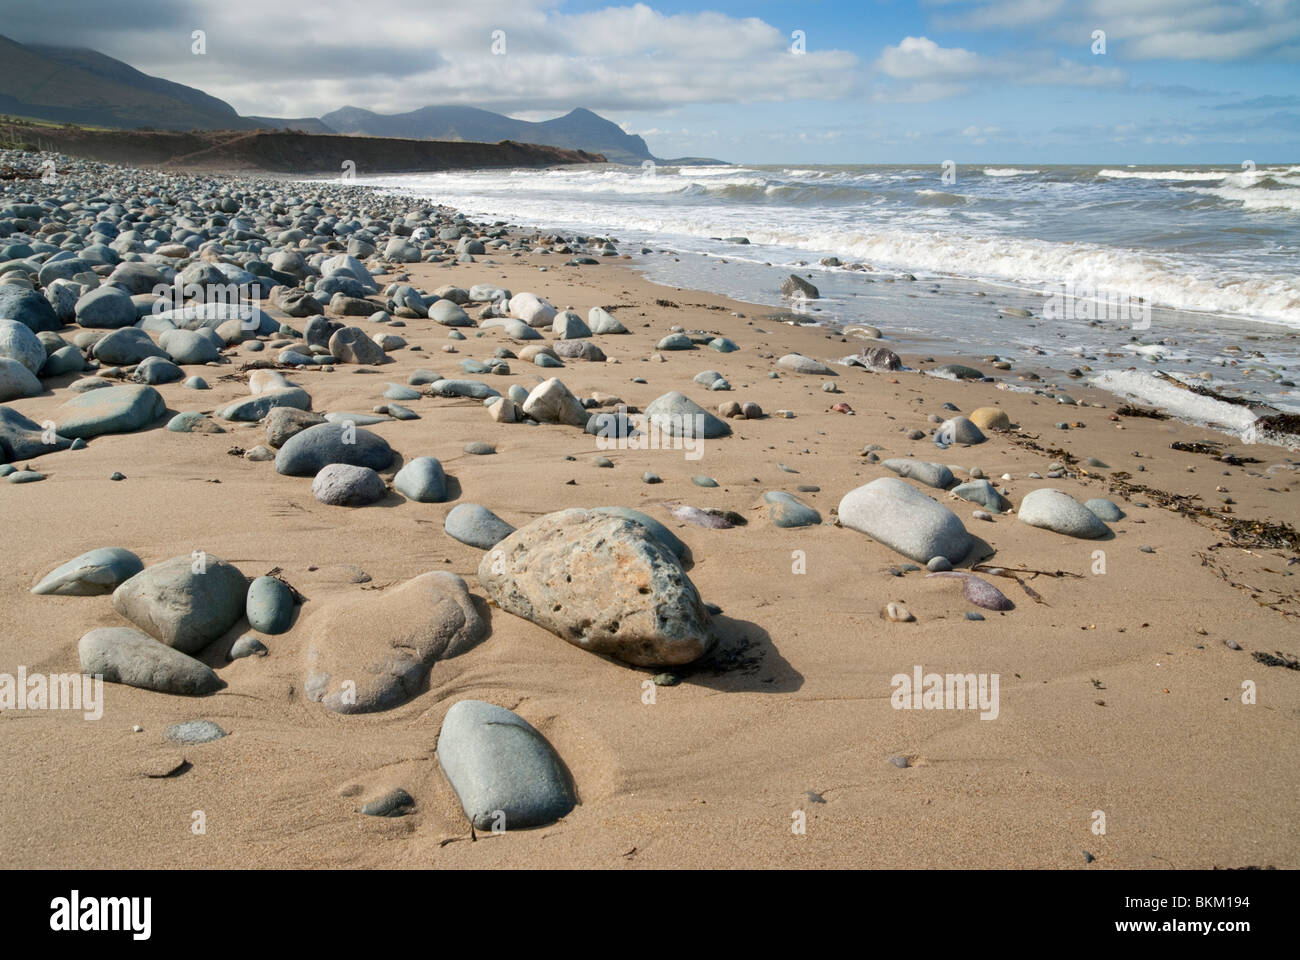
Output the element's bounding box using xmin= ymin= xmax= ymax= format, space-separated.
xmin=2 ymin=0 xmax=860 ymax=116
xmin=873 ymin=35 xmax=1127 ymax=101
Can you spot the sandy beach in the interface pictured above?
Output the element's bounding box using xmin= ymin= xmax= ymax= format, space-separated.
xmin=1 ymin=162 xmax=1298 ymax=870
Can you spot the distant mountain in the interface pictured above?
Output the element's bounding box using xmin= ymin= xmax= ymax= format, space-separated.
xmin=0 ymin=34 xmax=721 ymax=163
xmin=0 ymin=34 xmax=324 ymax=133
xmin=322 ymin=105 xmax=653 ymax=163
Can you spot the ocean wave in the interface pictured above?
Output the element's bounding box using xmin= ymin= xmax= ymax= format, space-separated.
xmin=983 ymin=168 xmax=1039 ymax=177
xmin=1180 ymin=184 xmax=1300 ymax=213
xmin=1098 ymin=169 xmax=1231 ymax=181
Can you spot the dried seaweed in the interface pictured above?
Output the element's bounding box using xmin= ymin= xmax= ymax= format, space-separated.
xmin=1251 ymin=650 xmax=1300 ymax=670
xmin=1169 ymin=440 xmax=1261 ymax=465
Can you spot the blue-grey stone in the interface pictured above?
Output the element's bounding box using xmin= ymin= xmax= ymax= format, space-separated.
xmin=79 ymin=626 xmax=222 ymax=695
xmin=709 ymin=337 xmax=738 ymax=352
xmin=437 ymin=700 xmax=576 ymax=830
xmin=246 ymin=576 xmax=295 ymax=634
xmin=444 ymin=503 xmax=515 ymax=549
xmin=1019 ymin=488 xmax=1111 ymax=538
xmin=218 ymin=386 xmax=312 ymax=421
xmin=75 ymin=286 xmax=137 ymax=329
xmin=838 ymin=477 xmax=973 ymax=564
xmin=312 ymin=463 xmax=387 ymax=506
xmin=393 ymin=457 xmax=447 ymax=502
xmin=229 ymin=634 xmax=268 ymax=660
xmin=764 ymin=491 xmax=821 ymax=528
xmin=0 ymin=285 xmax=61 ymax=332
xmin=92 ymin=327 xmax=167 ymax=365
xmin=383 ymin=383 xmax=421 ymax=401
xmin=882 ymin=458 xmax=953 ymax=489
xmin=131 ymin=355 xmax=184 ymax=384
xmin=1085 ymin=498 xmax=1125 ymax=522
xmin=425 ymin=379 xmax=500 ymax=400
xmin=657 ymin=333 xmax=694 ymax=350
xmin=55 ymin=383 xmax=166 ymax=439
xmin=8 ymin=469 xmax=44 ymax=483
xmin=645 ymin=391 xmax=731 ymax=439
xmin=691 ymin=475 xmax=718 ymax=487
xmin=951 ymin=479 xmax=1010 ymax=512
xmin=0 ymin=405 xmax=72 ymax=460
xmin=32 ymin=546 xmax=143 ymax=596
xmin=164 ymin=720 xmax=227 ymax=743
xmin=111 ymin=554 xmax=248 ymax=653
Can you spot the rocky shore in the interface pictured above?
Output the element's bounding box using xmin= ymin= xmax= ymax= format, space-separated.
xmin=1 ymin=153 xmax=1297 ymax=868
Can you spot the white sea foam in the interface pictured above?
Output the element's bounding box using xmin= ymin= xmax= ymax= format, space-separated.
xmin=982 ymin=168 xmax=1039 ymax=177
xmin=1089 ymin=370 xmax=1259 ymax=434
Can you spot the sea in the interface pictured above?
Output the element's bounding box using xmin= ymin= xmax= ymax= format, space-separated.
xmin=352 ymin=162 xmax=1300 ymax=441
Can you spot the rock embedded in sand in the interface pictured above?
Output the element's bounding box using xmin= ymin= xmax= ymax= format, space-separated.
xmin=0 ymin=285 xmax=60 ymax=332
xmin=1018 ymin=488 xmax=1111 ymax=539
xmin=313 ymin=463 xmax=387 ymax=506
xmin=588 ymin=307 xmax=627 ymax=334
xmin=929 ymin=363 xmax=984 ymax=381
xmin=645 ymin=391 xmax=731 ymax=439
xmin=264 ymin=407 xmax=327 ymax=447
xmin=79 ymin=626 xmax=222 ymax=695
xmin=882 ymin=458 xmax=953 ymax=490
xmin=394 ymin=457 xmax=448 ymax=502
xmin=969 ymin=407 xmax=1011 ymax=431
xmin=0 ymin=357 xmax=42 ymax=401
xmin=838 ymin=477 xmax=973 ymax=564
xmin=477 ymin=507 xmax=713 ymax=667
xmin=777 ymin=353 xmax=834 ymax=375
xmin=218 ymin=386 xmax=312 ymax=422
xmin=304 ymin=571 xmax=486 ymax=714
xmin=111 ymin=554 xmax=249 ymax=654
xmin=509 ymin=292 xmax=556 ymax=327
xmin=445 ymin=503 xmax=516 ymax=549
xmin=328 ymin=326 xmax=388 ymax=365
xmin=0 ymin=407 xmax=72 ymax=460
xmin=937 ymin=416 xmax=986 ymax=446
xmin=91 ymin=328 xmax=168 ymax=366
xmin=522 ymin=377 xmax=589 ymax=427
xmin=764 ymin=491 xmax=821 ymax=528
xmin=55 ymin=383 xmax=166 ymax=439
xmin=246 ymin=576 xmax=295 ymax=634
xmin=164 ymin=720 xmax=227 ymax=744
xmin=274 ymin=422 xmax=394 ymax=476
xmin=437 ymin=700 xmax=576 ymax=830
xmin=553 ymin=310 xmax=592 ymax=339
xmin=360 ymin=788 xmax=415 ymax=817
xmin=1085 ymin=498 xmax=1125 ymax=522
xmin=951 ymin=479 xmax=1010 ymax=512
xmin=32 ymin=547 xmax=144 ymax=596
xmin=0 ymin=318 xmax=46 ymax=376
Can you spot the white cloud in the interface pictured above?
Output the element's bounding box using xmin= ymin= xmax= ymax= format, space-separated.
xmin=873 ymin=35 xmax=1127 ymax=101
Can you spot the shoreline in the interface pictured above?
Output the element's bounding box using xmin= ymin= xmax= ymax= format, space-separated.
xmin=1 ymin=156 xmax=1298 ymax=869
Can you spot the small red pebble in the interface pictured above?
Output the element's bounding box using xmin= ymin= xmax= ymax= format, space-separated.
xmin=831 ymin=402 xmax=853 ymax=414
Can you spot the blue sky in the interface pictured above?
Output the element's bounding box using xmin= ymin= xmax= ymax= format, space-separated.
xmin=9 ymin=0 xmax=1300 ymax=163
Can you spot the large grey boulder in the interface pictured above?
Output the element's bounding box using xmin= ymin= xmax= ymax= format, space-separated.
xmin=75 ymin=286 xmax=137 ymax=329
xmin=522 ymin=378 xmax=589 ymax=427
xmin=79 ymin=626 xmax=222 ymax=695
xmin=645 ymin=391 xmax=731 ymax=439
xmin=92 ymin=328 xmax=167 ymax=366
xmin=110 ymin=553 xmax=249 ymax=654
xmin=304 ymin=571 xmax=486 ymax=714
xmin=0 ymin=357 xmax=41 ymax=401
xmin=218 ymin=386 xmax=312 ymax=422
xmin=0 ymin=285 xmax=60 ymax=332
xmin=838 ymin=477 xmax=973 ymax=564
xmin=437 ymin=699 xmax=576 ymax=830
xmin=55 ymin=384 xmax=166 ymax=439
xmin=0 ymin=318 xmax=46 ymax=376
xmin=478 ymin=508 xmax=713 ymax=666
xmin=1018 ymin=488 xmax=1110 ymax=539
xmin=274 ymin=422 xmax=394 ymax=476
